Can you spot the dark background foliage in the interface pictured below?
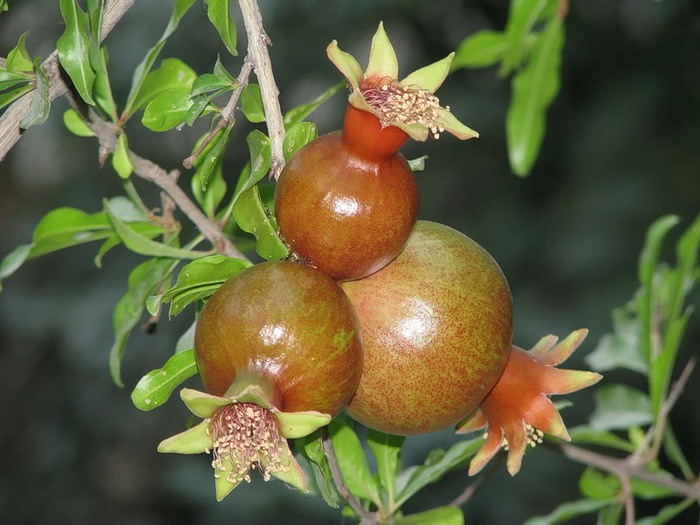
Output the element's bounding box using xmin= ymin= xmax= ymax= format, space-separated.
xmin=1 ymin=1 xmax=698 ymax=523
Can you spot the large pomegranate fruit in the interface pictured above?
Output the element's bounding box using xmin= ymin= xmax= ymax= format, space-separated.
xmin=275 ymin=23 xmax=478 ymax=281
xmin=341 ymin=221 xmax=512 ymax=435
xmin=159 ymin=260 xmax=363 ymax=500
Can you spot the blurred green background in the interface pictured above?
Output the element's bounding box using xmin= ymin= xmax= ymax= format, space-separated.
xmin=1 ymin=1 xmax=699 ymax=523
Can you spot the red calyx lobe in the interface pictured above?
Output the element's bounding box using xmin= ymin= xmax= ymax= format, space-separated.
xmin=275 ymin=105 xmax=418 ymax=282
xmin=194 ymin=261 xmax=363 ymax=416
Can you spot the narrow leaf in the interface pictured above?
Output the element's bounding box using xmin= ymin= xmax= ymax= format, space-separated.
xmin=161 ymin=255 xmax=251 ymax=316
xmin=328 ymin=418 xmax=381 ymax=505
xmin=57 ymin=0 xmax=96 ymax=105
xmin=112 ymin=133 xmax=134 ymax=178
xmin=194 ymin=127 xmax=231 ymax=189
xmin=19 ymin=59 xmax=50 ymax=128
xmin=232 ymin=185 xmax=289 ymax=261
xmin=394 ymin=507 xmax=463 ymax=525
xmin=506 ymin=12 xmax=564 ymax=176
xmin=131 ymin=349 xmax=198 ymax=410
xmin=298 ymin=431 xmax=343 ymax=508
xmin=523 ymin=499 xmax=609 ymax=525
xmin=283 ymin=82 xmax=344 ymax=128
xmin=452 ymin=30 xmax=509 ymax=70
xmin=63 ymin=108 xmax=94 ymax=137
xmin=205 ymin=0 xmax=237 ymax=56
xmin=123 ymin=0 xmax=196 ymax=117
xmin=241 ymin=83 xmax=265 ymax=123
xmin=367 ymin=430 xmax=404 ymax=507
xmin=501 ymin=0 xmax=555 ymax=75
xmin=0 ymin=84 xmax=34 ymax=111
xmin=109 ymin=257 xmax=180 ymax=386
xmin=6 ymin=32 xmax=34 ymax=72
xmin=394 ymin=438 xmax=481 ymax=508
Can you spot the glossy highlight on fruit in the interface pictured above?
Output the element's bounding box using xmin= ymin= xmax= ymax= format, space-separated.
xmin=159 ymin=260 xmax=364 ymax=500
xmin=341 ymin=221 xmax=513 ymax=435
xmin=194 ymin=260 xmax=363 ymax=415
xmin=275 ymin=23 xmax=478 ymax=281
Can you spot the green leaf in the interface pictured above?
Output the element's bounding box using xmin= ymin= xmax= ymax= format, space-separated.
xmin=190 ymin=72 xmax=234 ymax=96
xmin=89 ymin=37 xmax=117 ymax=119
xmin=506 ymin=11 xmax=564 ymax=176
xmin=131 ymin=349 xmax=198 ymax=410
xmin=298 ymin=431 xmax=343 ymax=508
xmin=367 ymin=430 xmax=404 ymax=508
xmin=283 ymin=121 xmax=317 ymax=161
xmin=112 ymin=133 xmax=134 ymax=178
xmin=522 ymin=499 xmax=609 ymax=525
xmin=57 ymin=0 xmax=96 ymax=105
xmin=0 ymin=244 xmax=31 ymax=290
xmin=0 ymin=69 xmax=32 ymax=91
xmin=6 ymin=32 xmax=34 ymax=72
xmin=635 ymin=498 xmax=695 ymax=525
xmin=568 ymin=426 xmax=634 ymax=453
xmin=394 ymin=438 xmax=482 ymax=508
xmin=160 ymin=255 xmax=251 ymax=316
xmin=19 ymin=59 xmax=50 ymax=129
xmin=141 ymin=88 xmax=193 ymax=131
xmin=123 ymin=0 xmax=196 ymax=117
xmin=193 ymin=127 xmax=231 ymax=189
xmin=230 ymin=130 xmax=271 ymax=204
xmin=283 ymin=81 xmax=344 ymax=128
xmin=663 ymin=425 xmax=695 ymax=481
xmin=327 ymin=418 xmax=381 ymax=505
xmin=205 ymin=0 xmax=237 ymax=56
xmin=586 ymin=299 xmax=647 ymax=374
xmin=451 ymin=30 xmax=508 ymax=70
xmin=63 ymin=108 xmax=94 ymax=137
xmin=232 ymin=185 xmax=289 ymax=261
xmin=241 ymin=83 xmax=265 ymax=122
xmin=579 ymin=467 xmax=619 ymax=500
xmin=501 ymin=0 xmax=556 ymax=75
xmin=104 ymin=199 xmax=203 ymax=259
xmin=0 ymin=84 xmax=33 ymax=111
xmin=109 ymin=257 xmax=180 ymax=386
xmin=130 ymin=58 xmax=196 ymax=115
xmin=191 ymin=154 xmax=227 ymax=216
xmin=395 ymin=507 xmax=463 ymax=525
xmin=589 ymin=384 xmax=653 ymax=431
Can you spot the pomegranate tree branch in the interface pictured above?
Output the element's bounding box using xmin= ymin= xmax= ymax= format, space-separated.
xmin=237 ymin=0 xmax=286 ymax=179
xmin=183 ymin=57 xmax=254 ymax=169
xmin=0 ymin=0 xmax=135 ymax=162
xmin=559 ymin=443 xmax=700 ymax=501
xmin=83 ymin=108 xmax=245 ymax=259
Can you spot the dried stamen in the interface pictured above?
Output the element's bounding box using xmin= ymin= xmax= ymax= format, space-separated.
xmin=209 ymin=402 xmax=289 ymax=485
xmin=360 ymin=80 xmax=447 ymax=138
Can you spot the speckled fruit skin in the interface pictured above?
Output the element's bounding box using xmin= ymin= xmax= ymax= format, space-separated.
xmin=341 ymin=221 xmax=513 ymax=435
xmin=274 ymin=106 xmax=418 ymax=282
xmin=194 ymin=261 xmax=363 ymax=416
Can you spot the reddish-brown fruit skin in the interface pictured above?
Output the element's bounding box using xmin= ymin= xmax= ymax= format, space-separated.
xmin=194 ymin=261 xmax=363 ymax=416
xmin=341 ymin=221 xmax=513 ymax=435
xmin=275 ymin=106 xmax=418 ymax=282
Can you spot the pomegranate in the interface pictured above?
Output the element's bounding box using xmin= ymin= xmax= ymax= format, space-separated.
xmin=275 ymin=23 xmax=478 ymax=281
xmin=341 ymin=221 xmax=513 ymax=435
xmin=158 ymin=261 xmax=363 ymax=500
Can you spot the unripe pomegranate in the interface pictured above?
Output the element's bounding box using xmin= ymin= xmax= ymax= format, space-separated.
xmin=275 ymin=23 xmax=478 ymax=281
xmin=341 ymin=221 xmax=513 ymax=435
xmin=159 ymin=261 xmax=363 ymax=500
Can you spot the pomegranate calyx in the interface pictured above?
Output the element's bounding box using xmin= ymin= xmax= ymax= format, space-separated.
xmin=157 ymin=387 xmax=328 ymax=500
xmin=456 ymin=329 xmax=602 ymax=477
xmin=327 ymin=22 xmax=478 ymax=142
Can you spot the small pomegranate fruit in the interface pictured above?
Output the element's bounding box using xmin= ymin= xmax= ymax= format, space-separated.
xmin=341 ymin=221 xmax=513 ymax=435
xmin=275 ymin=23 xmax=478 ymax=281
xmin=457 ymin=330 xmax=602 ymax=476
xmin=158 ymin=261 xmax=363 ymax=500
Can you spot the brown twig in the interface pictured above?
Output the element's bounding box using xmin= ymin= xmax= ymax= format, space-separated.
xmin=321 ymin=428 xmax=379 ymax=525
xmin=182 ymin=58 xmax=254 ymax=169
xmin=237 ymin=0 xmax=286 ymax=179
xmin=0 ymin=0 xmax=135 ymax=162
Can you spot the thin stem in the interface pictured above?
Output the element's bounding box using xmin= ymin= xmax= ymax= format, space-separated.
xmin=559 ymin=442 xmax=700 ymax=501
xmin=321 ymin=428 xmax=379 ymax=525
xmin=0 ymin=0 xmax=135 ymax=161
xmin=237 ymin=0 xmax=286 ymax=179
xmin=183 ymin=58 xmax=254 ymax=169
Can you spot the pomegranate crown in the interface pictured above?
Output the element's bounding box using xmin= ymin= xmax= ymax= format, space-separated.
xmin=327 ymin=22 xmax=479 ymax=142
